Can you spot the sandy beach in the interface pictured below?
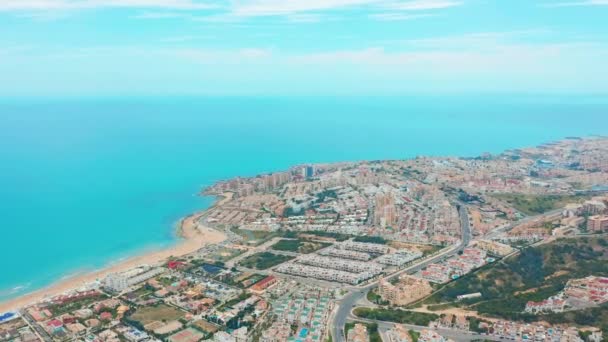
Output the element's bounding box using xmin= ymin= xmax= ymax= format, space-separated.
xmin=0 ymin=194 xmax=232 ymax=313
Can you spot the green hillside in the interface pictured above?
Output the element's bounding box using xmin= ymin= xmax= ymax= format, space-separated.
xmin=425 ymin=237 xmax=608 ymax=331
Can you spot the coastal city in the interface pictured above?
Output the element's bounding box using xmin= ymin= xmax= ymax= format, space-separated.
xmin=2 ymin=137 xmax=608 ymax=342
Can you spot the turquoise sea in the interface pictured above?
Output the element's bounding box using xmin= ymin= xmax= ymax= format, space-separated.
xmin=1 ymin=95 xmax=607 ymax=302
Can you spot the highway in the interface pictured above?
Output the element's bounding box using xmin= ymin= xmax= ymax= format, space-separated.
xmin=332 ymin=204 xmax=472 ymax=342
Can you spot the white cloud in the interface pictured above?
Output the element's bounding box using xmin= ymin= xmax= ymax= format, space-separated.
xmin=384 ymin=0 xmax=461 ymax=10
xmin=169 ymin=47 xmax=273 ymax=62
xmin=1 ymin=0 xmax=464 ymax=22
xmin=229 ymin=0 xmax=463 ymax=17
xmin=3 ymin=37 xmax=607 ymax=95
xmin=0 ymin=45 xmax=33 ymax=57
xmin=281 ymin=41 xmax=608 ymax=92
xmin=379 ymin=29 xmax=555 ymax=51
xmin=190 ymin=13 xmax=241 ymax=22
xmin=230 ymin=0 xmax=377 ymax=16
xmin=159 ymin=35 xmax=202 ymax=42
xmin=0 ymin=0 xmax=217 ymax=11
xmin=542 ymin=0 xmax=608 ymax=6
xmin=285 ymin=13 xmax=326 ymax=23
xmin=239 ymin=47 xmax=272 ymax=57
xmin=369 ymin=12 xmax=434 ymax=20
xmin=14 ymin=9 xmax=69 ymax=20
xmin=131 ymin=11 xmax=187 ymax=19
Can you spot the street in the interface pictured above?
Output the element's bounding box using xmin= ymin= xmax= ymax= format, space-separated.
xmin=332 ymin=204 xmax=471 ymax=342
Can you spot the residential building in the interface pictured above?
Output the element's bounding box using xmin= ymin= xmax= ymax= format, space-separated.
xmin=347 ymin=324 xmax=369 ymax=342
xmin=103 ymin=266 xmax=164 ymax=292
xmin=385 ymin=324 xmax=412 ymax=342
xmin=378 ymin=276 xmax=432 ymax=306
xmin=587 ymin=215 xmax=608 ymax=232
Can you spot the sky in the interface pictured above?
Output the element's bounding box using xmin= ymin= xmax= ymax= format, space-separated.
xmin=1 ymin=0 xmax=607 ymax=96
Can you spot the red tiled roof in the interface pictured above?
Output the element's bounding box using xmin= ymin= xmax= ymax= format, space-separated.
xmin=48 ymin=319 xmax=63 ymax=328
xmin=99 ymin=312 xmax=112 ymax=320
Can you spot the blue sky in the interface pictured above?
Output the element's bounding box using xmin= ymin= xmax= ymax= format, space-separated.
xmin=1 ymin=0 xmax=607 ymax=96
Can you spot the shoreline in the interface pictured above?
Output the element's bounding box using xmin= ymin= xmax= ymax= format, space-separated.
xmin=0 ymin=193 xmax=232 ymax=314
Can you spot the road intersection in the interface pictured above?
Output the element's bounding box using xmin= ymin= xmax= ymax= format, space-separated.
xmin=332 ymin=204 xmax=472 ymax=342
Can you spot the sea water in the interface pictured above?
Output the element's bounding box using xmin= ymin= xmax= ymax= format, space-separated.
xmin=0 ymin=95 xmax=607 ymax=301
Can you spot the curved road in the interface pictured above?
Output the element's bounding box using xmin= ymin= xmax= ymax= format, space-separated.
xmin=484 ymin=207 xmax=563 ymax=239
xmin=332 ymin=204 xmax=472 ymax=341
